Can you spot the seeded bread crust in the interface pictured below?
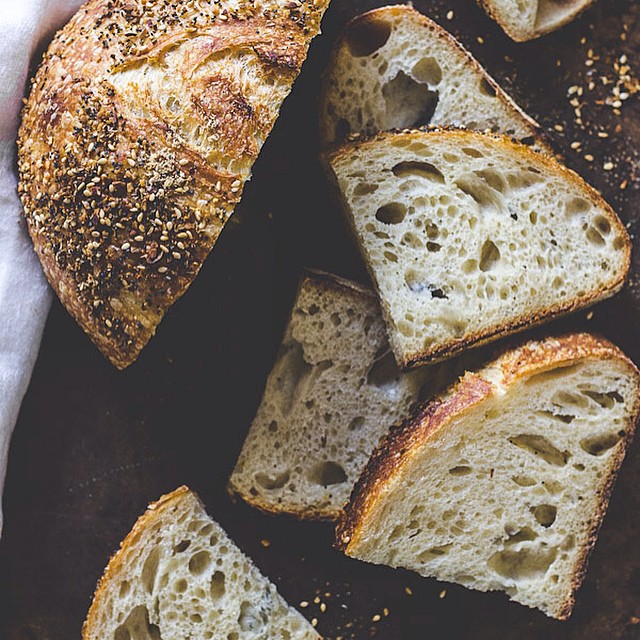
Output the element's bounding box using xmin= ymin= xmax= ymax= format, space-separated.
xmin=477 ymin=0 xmax=595 ymax=42
xmin=336 ymin=333 xmax=640 ymax=619
xmin=325 ymin=128 xmax=631 ymax=370
xmin=319 ymin=5 xmax=550 ymax=152
xmin=18 ymin=0 xmax=330 ymax=369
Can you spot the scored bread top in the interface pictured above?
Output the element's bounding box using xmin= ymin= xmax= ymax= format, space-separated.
xmin=337 ymin=333 xmax=637 ymax=552
xmin=319 ymin=5 xmax=548 ymax=151
xmin=18 ymin=0 xmax=330 ymax=368
xmin=326 ymin=128 xmax=631 ymax=370
xmin=478 ymin=0 xmax=595 ymax=42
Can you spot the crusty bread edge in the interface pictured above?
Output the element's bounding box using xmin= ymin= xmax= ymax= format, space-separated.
xmin=318 ymin=5 xmax=553 ymax=154
xmin=82 ymin=486 xmax=197 ymax=638
xmin=336 ymin=332 xmax=640 ymax=619
xmin=324 ymin=128 xmax=631 ymax=371
xmin=226 ymin=268 xmax=376 ymax=521
xmin=477 ymin=0 xmax=595 ymax=42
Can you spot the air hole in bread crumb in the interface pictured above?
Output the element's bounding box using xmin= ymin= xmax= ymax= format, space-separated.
xmin=565 ymin=197 xmax=590 ymax=217
xmin=383 ymin=72 xmax=439 ymax=128
xmin=449 ymin=465 xmax=473 ymax=476
xmin=504 ymin=525 xmax=538 ymax=543
xmin=488 ymin=546 xmax=558 ymax=581
xmin=393 ymin=160 xmax=444 ymax=183
xmin=175 ymin=578 xmax=188 ymax=593
xmin=412 ymin=56 xmax=443 ymax=85
xmin=114 ymin=606 xmax=161 ymax=640
xmin=479 ymin=240 xmax=500 ymax=272
xmin=309 ymin=461 xmax=347 ymax=486
xmin=189 ymin=550 xmax=212 ymax=576
xmin=479 ymin=77 xmax=497 ymax=97
xmin=346 ymin=15 xmax=391 ymax=57
xmin=508 ymin=434 xmax=568 ymax=466
xmin=586 ymin=226 xmax=605 ymax=246
xmin=532 ymin=504 xmax=557 ymax=527
xmin=580 ymin=432 xmax=622 ymax=456
xmin=141 ymin=547 xmax=161 ymax=594
xmin=348 ymin=416 xmax=365 ymax=431
xmin=581 ymin=389 xmax=623 ymax=408
xmin=210 ymin=570 xmax=226 ymax=600
xmin=255 ymin=470 xmax=290 ymax=490
xmin=173 ymin=540 xmax=191 ymax=554
xmin=376 ymin=202 xmax=406 ymax=224
xmin=418 ymin=544 xmax=452 ymax=562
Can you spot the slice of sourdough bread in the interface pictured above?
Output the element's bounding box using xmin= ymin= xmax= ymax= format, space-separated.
xmin=319 ymin=5 xmax=547 ymax=150
xmin=229 ymin=270 xmax=461 ymax=519
xmin=326 ymin=128 xmax=630 ymax=370
xmin=478 ymin=0 xmax=595 ymax=42
xmin=83 ymin=487 xmax=320 ymax=640
xmin=336 ymin=333 xmax=640 ymax=619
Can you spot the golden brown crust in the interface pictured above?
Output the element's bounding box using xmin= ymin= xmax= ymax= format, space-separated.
xmin=18 ymin=0 xmax=330 ymax=369
xmin=326 ymin=128 xmax=631 ymax=371
xmin=336 ymin=371 xmax=493 ymax=550
xmin=336 ymin=332 xmax=640 ymax=619
xmin=82 ymin=486 xmax=197 ymax=638
xmin=477 ymin=0 xmax=595 ymax=42
xmin=318 ymin=5 xmax=553 ymax=154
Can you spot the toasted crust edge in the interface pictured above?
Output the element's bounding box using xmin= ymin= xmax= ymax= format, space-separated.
xmin=82 ymin=486 xmax=197 ymax=639
xmin=318 ymin=5 xmax=552 ymax=153
xmin=477 ymin=0 xmax=595 ymax=41
xmin=325 ymin=127 xmax=631 ymax=371
xmin=336 ymin=333 xmax=640 ymax=619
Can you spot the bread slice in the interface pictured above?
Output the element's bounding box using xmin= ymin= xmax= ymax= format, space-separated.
xmin=336 ymin=333 xmax=640 ymax=619
xmin=228 ymin=270 xmax=462 ymax=520
xmin=478 ymin=0 xmax=595 ymax=42
xmin=325 ymin=128 xmax=630 ymax=370
xmin=17 ymin=0 xmax=331 ymax=369
xmin=83 ymin=486 xmax=320 ymax=639
xmin=318 ymin=5 xmax=547 ymax=150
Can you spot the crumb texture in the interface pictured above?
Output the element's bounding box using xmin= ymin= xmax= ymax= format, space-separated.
xmin=339 ymin=335 xmax=640 ymax=619
xmin=329 ymin=129 xmax=629 ymax=368
xmin=18 ymin=0 xmax=330 ymax=368
xmin=229 ymin=271 xmax=460 ymax=519
xmin=319 ymin=5 xmax=542 ymax=148
xmin=479 ymin=0 xmax=595 ymax=41
xmin=83 ymin=487 xmax=320 ymax=639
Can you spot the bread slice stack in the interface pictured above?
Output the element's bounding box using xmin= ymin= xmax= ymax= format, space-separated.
xmin=337 ymin=334 xmax=640 ymax=619
xmin=478 ymin=0 xmax=596 ymax=42
xmin=228 ymin=270 xmax=463 ymax=519
xmin=326 ymin=128 xmax=630 ymax=369
xmin=83 ymin=487 xmax=320 ymax=639
xmin=319 ymin=5 xmax=546 ymax=150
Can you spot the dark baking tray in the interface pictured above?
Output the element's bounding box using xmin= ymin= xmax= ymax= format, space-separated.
xmin=1 ymin=1 xmax=639 ymax=638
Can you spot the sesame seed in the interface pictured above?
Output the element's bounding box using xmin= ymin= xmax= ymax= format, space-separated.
xmin=158 ymin=266 xmax=168 ymax=273
xmin=121 ymin=242 xmax=130 ymax=250
xmin=446 ymin=10 xmax=454 ymax=19
xmin=372 ymin=614 xmax=381 ymax=622
xmin=299 ymin=601 xmax=309 ymax=608
xmin=603 ymin=162 xmax=614 ymax=171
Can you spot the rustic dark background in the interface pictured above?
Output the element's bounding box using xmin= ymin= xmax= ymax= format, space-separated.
xmin=1 ymin=1 xmax=640 ymax=638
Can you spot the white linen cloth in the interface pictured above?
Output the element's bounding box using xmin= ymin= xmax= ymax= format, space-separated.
xmin=0 ymin=0 xmax=84 ymax=534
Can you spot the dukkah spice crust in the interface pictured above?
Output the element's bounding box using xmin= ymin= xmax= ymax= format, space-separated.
xmin=18 ymin=0 xmax=330 ymax=368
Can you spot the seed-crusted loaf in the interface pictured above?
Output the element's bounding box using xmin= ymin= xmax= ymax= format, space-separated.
xmin=228 ymin=270 xmax=463 ymax=520
xmin=326 ymin=128 xmax=630 ymax=370
xmin=319 ymin=5 xmax=546 ymax=150
xmin=17 ymin=0 xmax=331 ymax=369
xmin=478 ymin=0 xmax=595 ymax=42
xmin=83 ymin=486 xmax=321 ymax=639
xmin=336 ymin=333 xmax=640 ymax=619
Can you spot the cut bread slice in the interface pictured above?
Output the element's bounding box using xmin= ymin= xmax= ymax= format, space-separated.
xmin=326 ymin=128 xmax=630 ymax=370
xmin=83 ymin=487 xmax=320 ymax=639
xmin=478 ymin=0 xmax=595 ymax=42
xmin=336 ymin=333 xmax=640 ymax=619
xmin=319 ymin=5 xmax=547 ymax=150
xmin=228 ymin=270 xmax=462 ymax=519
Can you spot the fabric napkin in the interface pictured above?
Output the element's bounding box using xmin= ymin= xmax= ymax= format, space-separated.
xmin=0 ymin=0 xmax=84 ymax=535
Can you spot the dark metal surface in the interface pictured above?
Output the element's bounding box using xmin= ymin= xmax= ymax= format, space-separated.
xmin=1 ymin=1 xmax=640 ymax=638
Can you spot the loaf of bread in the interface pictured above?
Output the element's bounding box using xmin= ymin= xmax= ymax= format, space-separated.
xmin=319 ymin=5 xmax=546 ymax=150
xmin=478 ymin=0 xmax=595 ymax=41
xmin=325 ymin=128 xmax=630 ymax=369
xmin=228 ymin=270 xmax=461 ymax=519
xmin=17 ymin=0 xmax=330 ymax=369
xmin=83 ymin=486 xmax=321 ymax=639
xmin=337 ymin=333 xmax=640 ymax=619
